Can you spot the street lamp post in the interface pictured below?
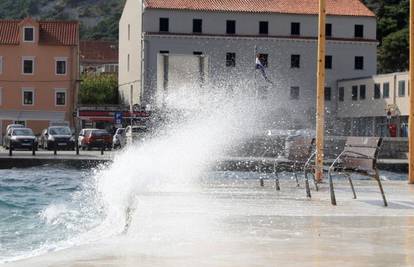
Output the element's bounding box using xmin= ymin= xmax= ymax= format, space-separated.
xmin=316 ymin=0 xmax=326 ymax=182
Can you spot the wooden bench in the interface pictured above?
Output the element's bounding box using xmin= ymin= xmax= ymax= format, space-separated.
xmin=327 ymin=137 xmax=387 ymax=206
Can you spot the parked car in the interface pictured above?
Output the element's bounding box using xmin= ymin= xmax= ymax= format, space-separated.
xmin=81 ymin=129 xmax=112 ymax=150
xmin=39 ymin=126 xmax=75 ymax=150
xmin=112 ymin=128 xmax=126 ymax=149
xmin=78 ymin=128 xmax=97 ymax=147
xmin=4 ymin=128 xmax=38 ymax=150
xmin=125 ymin=126 xmax=148 ymax=146
xmin=3 ymin=124 xmax=25 ymax=147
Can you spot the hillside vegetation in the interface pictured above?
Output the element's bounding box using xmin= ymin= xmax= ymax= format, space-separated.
xmin=0 ymin=0 xmax=410 ymax=73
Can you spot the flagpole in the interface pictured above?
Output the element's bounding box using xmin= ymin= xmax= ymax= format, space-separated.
xmin=315 ymin=0 xmax=326 ymax=182
xmin=254 ymin=45 xmax=258 ymax=98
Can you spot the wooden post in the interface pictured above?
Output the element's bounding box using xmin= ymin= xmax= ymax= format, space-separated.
xmin=315 ymin=0 xmax=326 ymax=182
xmin=410 ymin=0 xmax=414 ymax=184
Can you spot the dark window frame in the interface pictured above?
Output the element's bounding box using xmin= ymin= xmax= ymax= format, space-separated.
xmin=352 ymin=85 xmax=358 ymax=101
xmin=23 ymin=27 xmax=34 ymax=42
xmin=290 ymin=86 xmax=300 ymax=100
xmin=383 ymin=82 xmax=390 ymax=98
xmin=339 ymin=87 xmax=344 ymax=102
xmin=398 ymin=80 xmax=406 ymax=97
xmin=226 ymin=20 xmax=236 ymax=34
xmin=226 ymin=52 xmax=236 ymax=67
xmin=354 ymin=24 xmax=364 ymax=38
xmin=325 ymin=23 xmax=332 ymax=37
xmin=325 ymin=87 xmax=331 ymax=101
xmin=355 ymin=56 xmax=364 ymax=70
xmin=325 ymin=55 xmax=332 ymax=69
xmin=291 ymin=22 xmax=300 ymax=35
xmin=359 ymin=85 xmax=366 ymax=100
xmin=374 ymin=83 xmax=381 ymax=99
xmin=159 ymin=18 xmax=169 ymax=32
xmin=291 ymin=54 xmax=300 ymax=68
xmin=259 ymin=21 xmax=269 ymax=35
xmin=192 ymin=19 xmax=202 ymax=33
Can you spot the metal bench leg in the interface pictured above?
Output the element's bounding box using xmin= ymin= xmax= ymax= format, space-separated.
xmin=274 ymin=162 xmax=280 ymax=191
xmin=375 ymin=169 xmax=388 ymax=207
xmin=311 ymin=172 xmax=319 ymax=191
xmin=294 ymin=172 xmax=300 ymax=187
xmin=329 ymin=171 xmax=337 ymax=206
xmin=345 ymin=173 xmax=357 ymax=199
xmin=304 ymin=169 xmax=311 ymax=198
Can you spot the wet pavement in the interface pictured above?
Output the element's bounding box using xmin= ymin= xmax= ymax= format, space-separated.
xmin=6 ymin=174 xmax=414 ymax=267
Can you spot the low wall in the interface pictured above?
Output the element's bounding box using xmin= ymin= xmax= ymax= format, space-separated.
xmin=226 ymin=135 xmax=408 ymax=160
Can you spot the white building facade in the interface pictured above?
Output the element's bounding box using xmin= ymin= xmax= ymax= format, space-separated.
xmin=119 ymin=0 xmax=378 ymax=130
xmin=337 ymin=72 xmax=409 ymax=137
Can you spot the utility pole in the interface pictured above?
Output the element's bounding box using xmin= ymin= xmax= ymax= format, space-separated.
xmin=315 ymin=0 xmax=326 ymax=182
xmin=409 ymin=0 xmax=414 ymax=183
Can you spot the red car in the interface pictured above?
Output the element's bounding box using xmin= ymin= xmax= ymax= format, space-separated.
xmin=81 ymin=129 xmax=112 ymax=150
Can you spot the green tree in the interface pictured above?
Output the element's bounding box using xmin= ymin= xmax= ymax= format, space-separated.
xmin=79 ymin=74 xmax=119 ymax=105
xmin=378 ymin=28 xmax=409 ymax=73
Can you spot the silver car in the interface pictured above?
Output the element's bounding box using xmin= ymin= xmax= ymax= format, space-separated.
xmin=4 ymin=128 xmax=38 ymax=150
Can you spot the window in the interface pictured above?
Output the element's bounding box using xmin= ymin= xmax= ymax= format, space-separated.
xmin=0 ymin=56 xmax=3 ymax=74
xmin=159 ymin=50 xmax=169 ymax=54
xmin=22 ymin=57 xmax=34 ymax=74
xmin=291 ymin=54 xmax=300 ymax=68
xmin=291 ymin=22 xmax=300 ymax=35
xmin=258 ymin=54 xmax=268 ymax=67
xmin=325 ymin=23 xmax=332 ymax=37
xmin=259 ymin=21 xmax=268 ymax=35
xmin=290 ymin=87 xmax=300 ymax=100
xmin=23 ymin=27 xmax=34 ymax=42
xmin=226 ymin=53 xmax=236 ymax=67
xmin=159 ymin=18 xmax=169 ymax=32
xmin=398 ymin=80 xmax=406 ymax=97
xmin=193 ymin=19 xmax=202 ymax=33
xmin=193 ymin=51 xmax=203 ymax=55
xmin=226 ymin=20 xmax=236 ymax=34
xmin=383 ymin=82 xmax=390 ymax=98
xmin=339 ymin=87 xmax=344 ymax=102
xmin=128 ymin=24 xmax=130 ymax=40
xmin=55 ymin=89 xmax=66 ymax=106
xmin=55 ymin=58 xmax=67 ymax=75
xmin=325 ymin=87 xmax=331 ymax=101
xmin=127 ymin=54 xmax=130 ymax=72
xmin=352 ymin=85 xmax=358 ymax=100
xmin=22 ymin=89 xmax=34 ymax=105
xmin=374 ymin=83 xmax=381 ymax=99
xmin=325 ymin=55 xmax=332 ymax=69
xmin=359 ymin=85 xmax=366 ymax=100
xmin=354 ymin=24 xmax=364 ymax=38
xmin=355 ymin=56 xmax=364 ymax=70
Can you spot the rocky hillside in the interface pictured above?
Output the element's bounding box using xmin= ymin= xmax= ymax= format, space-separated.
xmin=0 ymin=0 xmax=125 ymax=40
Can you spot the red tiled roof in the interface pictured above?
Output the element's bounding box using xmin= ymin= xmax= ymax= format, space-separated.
xmin=144 ymin=0 xmax=375 ymax=17
xmin=0 ymin=19 xmax=79 ymax=46
xmin=80 ymin=40 xmax=118 ymax=63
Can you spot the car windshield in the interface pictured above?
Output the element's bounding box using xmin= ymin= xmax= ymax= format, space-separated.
xmin=49 ymin=127 xmax=71 ymax=135
xmin=132 ymin=127 xmax=147 ymax=133
xmin=13 ymin=129 xmax=33 ymax=136
xmin=92 ymin=130 xmax=109 ymax=136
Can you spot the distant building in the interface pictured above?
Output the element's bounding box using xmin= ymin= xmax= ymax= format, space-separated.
xmin=0 ymin=18 xmax=79 ymax=138
xmin=119 ymin=0 xmax=377 ymax=129
xmin=80 ymin=40 xmax=118 ymax=74
xmin=337 ymin=72 xmax=409 ymax=137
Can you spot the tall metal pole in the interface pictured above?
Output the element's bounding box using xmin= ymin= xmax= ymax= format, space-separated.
xmin=315 ymin=0 xmax=326 ymax=182
xmin=409 ymin=0 xmax=414 ymax=184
